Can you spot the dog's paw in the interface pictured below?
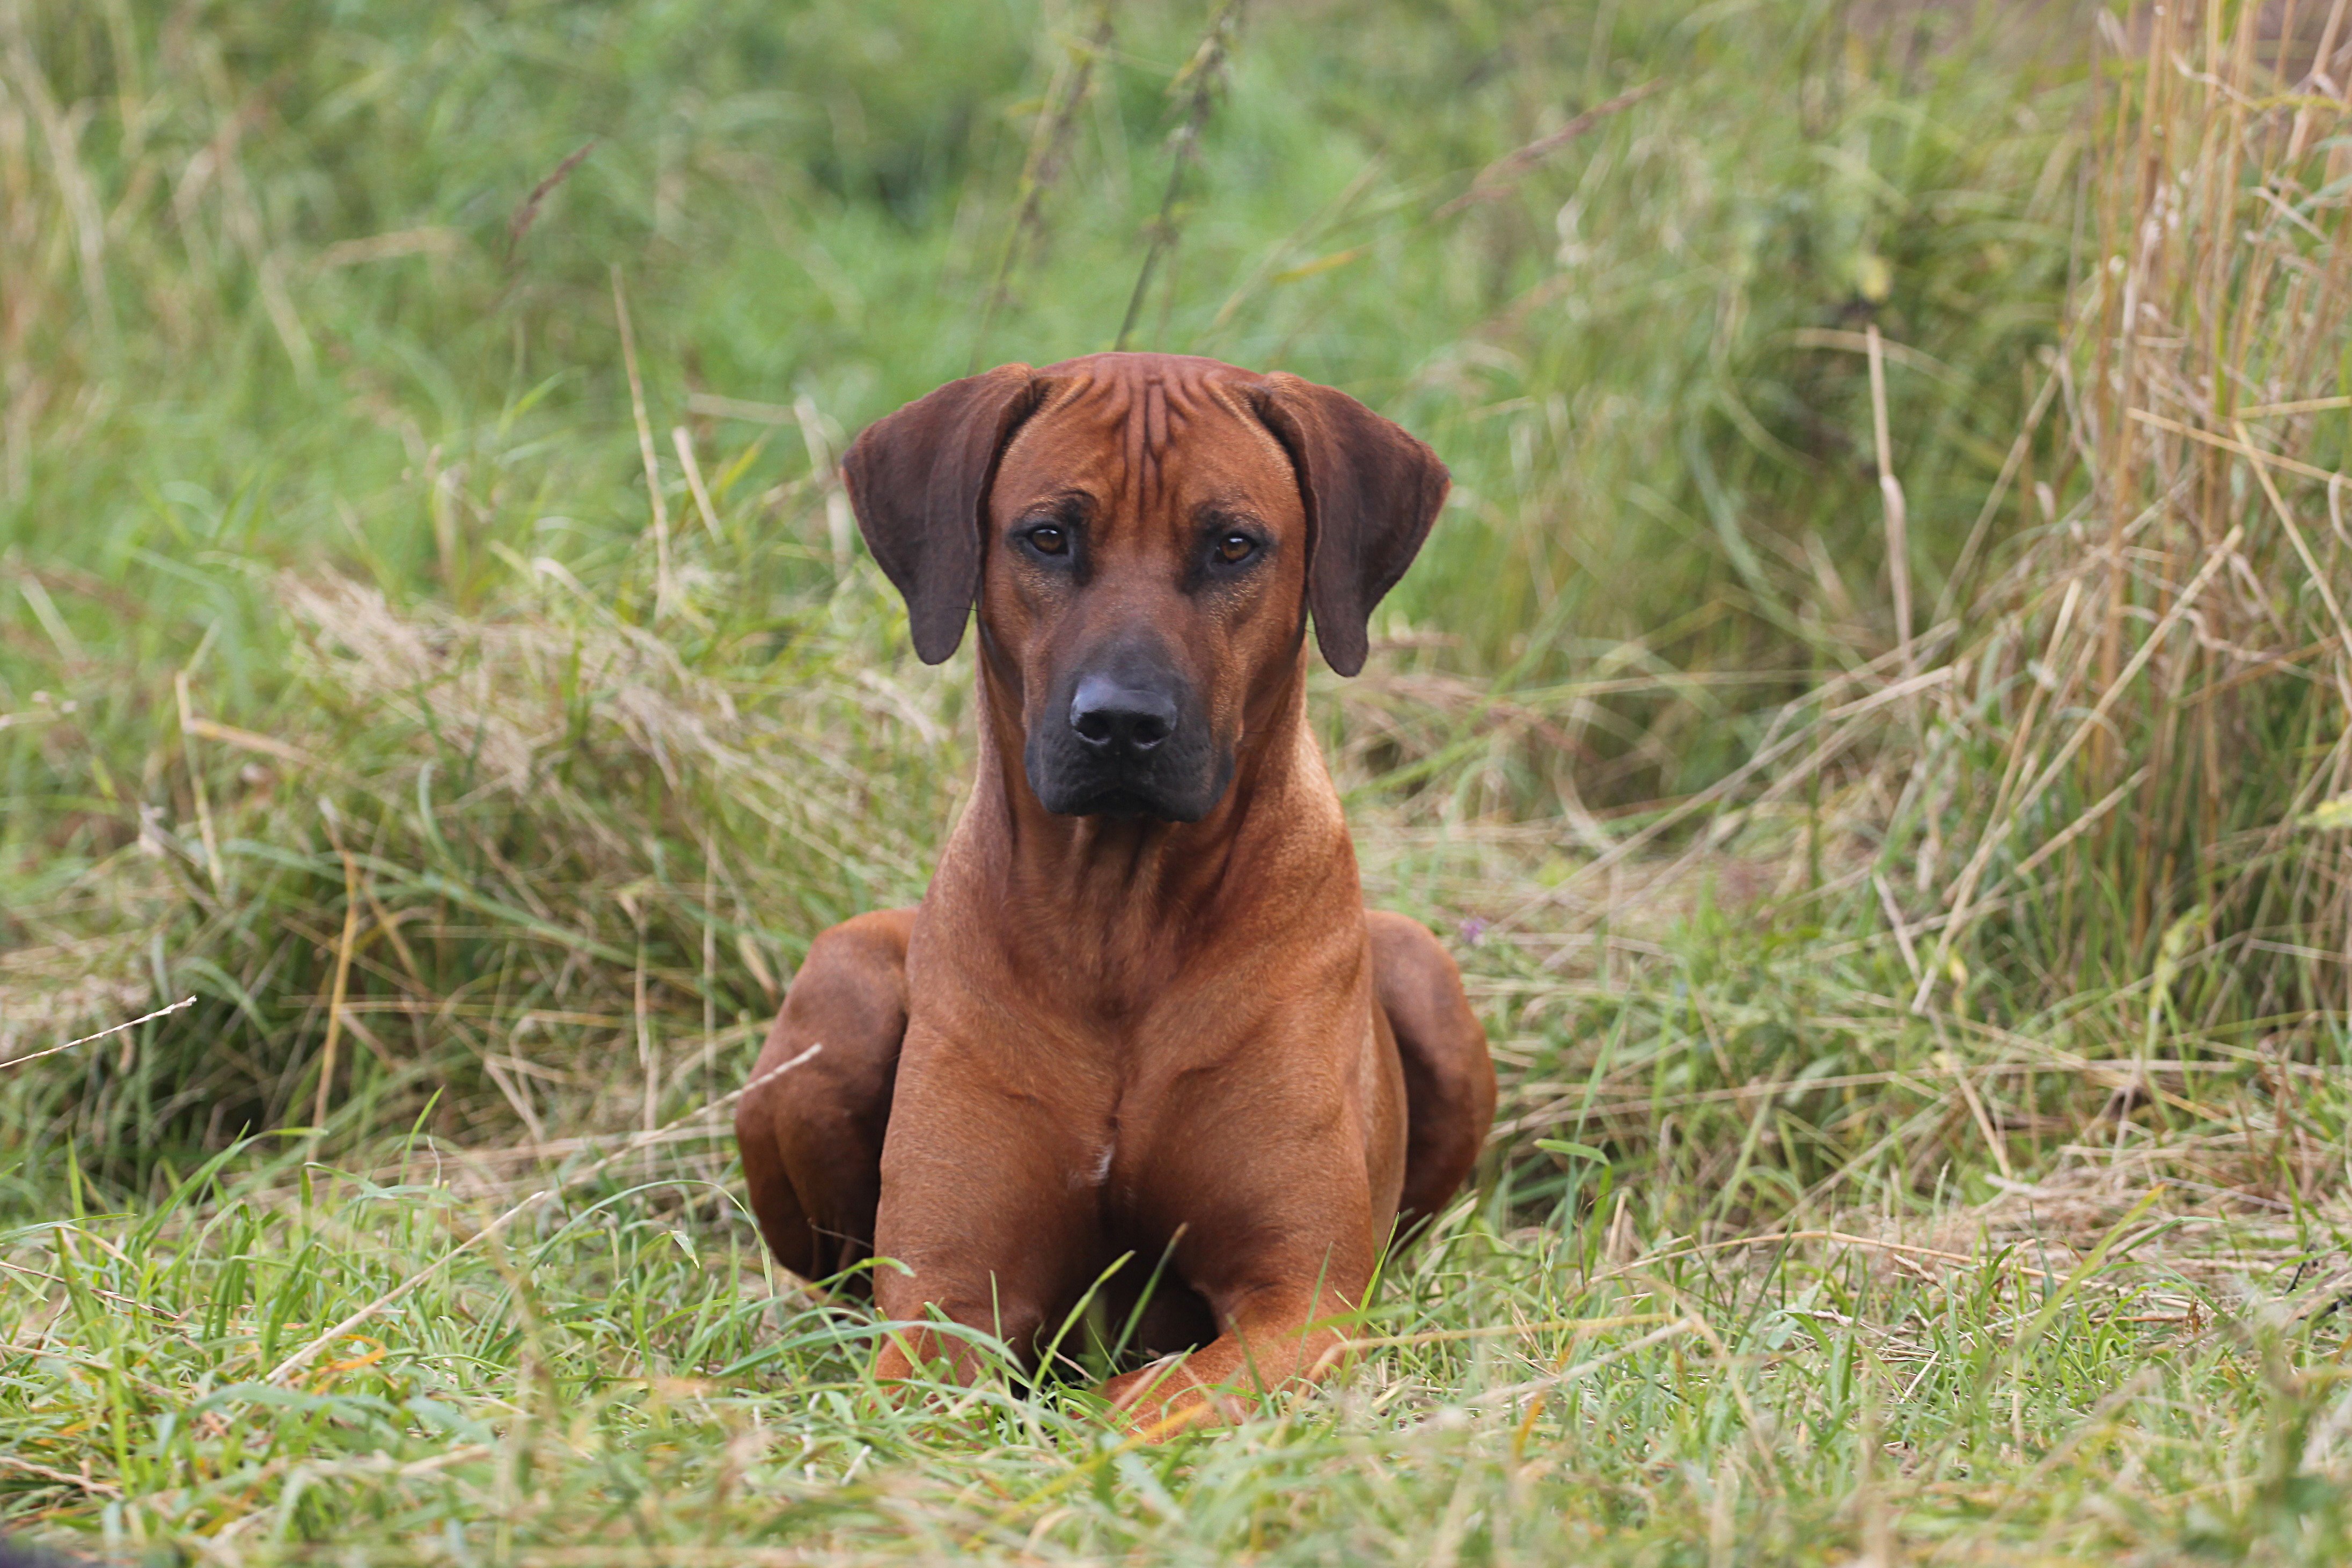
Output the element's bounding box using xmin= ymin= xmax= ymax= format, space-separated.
xmin=1098 ymin=1354 xmax=1248 ymax=1438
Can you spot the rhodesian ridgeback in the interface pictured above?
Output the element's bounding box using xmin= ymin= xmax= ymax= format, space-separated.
xmin=734 ymin=351 xmax=1494 ymax=1432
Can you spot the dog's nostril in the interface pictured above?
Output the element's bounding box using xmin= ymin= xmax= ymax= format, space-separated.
xmin=1069 ymin=675 xmax=1178 ymax=754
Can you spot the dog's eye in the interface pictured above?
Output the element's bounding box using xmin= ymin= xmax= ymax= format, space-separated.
xmin=1215 ymin=533 xmax=1257 ymax=565
xmin=1025 ymin=525 xmax=1068 ymax=556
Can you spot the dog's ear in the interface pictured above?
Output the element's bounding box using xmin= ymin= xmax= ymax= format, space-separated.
xmin=841 ymin=364 xmax=1043 ymax=663
xmin=1249 ymin=373 xmax=1450 ymax=677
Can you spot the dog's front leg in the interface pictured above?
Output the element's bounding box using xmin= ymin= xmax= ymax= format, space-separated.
xmin=867 ymin=1024 xmax=1100 ymax=1388
xmin=1098 ymin=1129 xmax=1383 ymax=1437
xmin=1098 ymin=1272 xmax=1370 ymax=1436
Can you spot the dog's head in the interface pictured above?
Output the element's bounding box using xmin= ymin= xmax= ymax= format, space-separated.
xmin=841 ymin=352 xmax=1447 ymax=822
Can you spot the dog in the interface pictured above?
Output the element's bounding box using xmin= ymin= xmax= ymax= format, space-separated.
xmin=734 ymin=352 xmax=1494 ymax=1432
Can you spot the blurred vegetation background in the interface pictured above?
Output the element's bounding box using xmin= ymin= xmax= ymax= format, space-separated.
xmin=0 ymin=0 xmax=2098 ymax=1164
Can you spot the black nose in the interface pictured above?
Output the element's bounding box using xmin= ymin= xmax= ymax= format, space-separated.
xmin=1069 ymin=673 xmax=1177 ymax=754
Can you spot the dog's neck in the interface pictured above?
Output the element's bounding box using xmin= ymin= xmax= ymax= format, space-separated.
xmin=931 ymin=656 xmax=1360 ymax=1005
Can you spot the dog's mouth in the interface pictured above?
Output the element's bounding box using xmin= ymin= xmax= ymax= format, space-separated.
xmin=1024 ymin=745 xmax=1235 ymax=825
xmin=1063 ymin=784 xmax=1178 ymax=822
xmin=1047 ymin=776 xmax=1206 ymax=823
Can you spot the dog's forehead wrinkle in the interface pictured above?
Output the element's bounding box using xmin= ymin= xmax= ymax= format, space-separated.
xmin=1139 ymin=375 xmax=1167 ymax=510
xmin=1012 ymin=358 xmax=1280 ymax=528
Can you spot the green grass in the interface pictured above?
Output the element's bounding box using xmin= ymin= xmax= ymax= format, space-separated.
xmin=5 ymin=0 xmax=2352 ymax=1561
xmin=5 ymin=1123 xmax=2348 ymax=1563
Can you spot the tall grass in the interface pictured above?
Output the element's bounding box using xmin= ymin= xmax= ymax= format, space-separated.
xmin=1917 ymin=0 xmax=2352 ymax=1028
xmin=1 ymin=0 xmax=2084 ymax=1166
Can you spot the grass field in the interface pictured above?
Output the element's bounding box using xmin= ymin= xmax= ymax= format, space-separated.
xmin=5 ymin=0 xmax=2352 ymax=1561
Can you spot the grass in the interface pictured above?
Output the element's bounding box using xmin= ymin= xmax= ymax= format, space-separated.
xmin=4 ymin=0 xmax=2351 ymax=1560
xmin=6 ymin=1127 xmax=2348 ymax=1562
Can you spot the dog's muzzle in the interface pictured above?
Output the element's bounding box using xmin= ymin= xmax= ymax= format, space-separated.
xmin=1025 ymin=651 xmax=1229 ymax=821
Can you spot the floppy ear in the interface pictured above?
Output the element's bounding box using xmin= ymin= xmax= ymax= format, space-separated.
xmin=1249 ymin=373 xmax=1450 ymax=676
xmin=840 ymin=364 xmax=1043 ymax=663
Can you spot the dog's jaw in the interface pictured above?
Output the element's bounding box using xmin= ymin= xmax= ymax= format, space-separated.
xmin=1021 ymin=734 xmax=1236 ymax=823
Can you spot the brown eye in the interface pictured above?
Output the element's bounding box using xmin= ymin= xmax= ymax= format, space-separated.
xmin=1216 ymin=533 xmax=1257 ymax=564
xmin=1027 ymin=525 xmax=1067 ymax=556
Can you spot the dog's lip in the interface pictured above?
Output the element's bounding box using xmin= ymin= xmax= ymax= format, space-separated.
xmin=1034 ymin=744 xmax=1237 ymax=824
xmin=1057 ymin=785 xmax=1181 ymax=821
